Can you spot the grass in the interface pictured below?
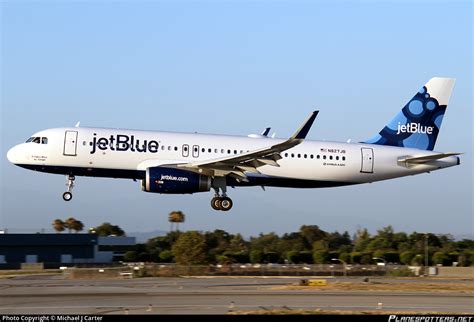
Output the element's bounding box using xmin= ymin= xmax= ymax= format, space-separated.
xmin=275 ymin=280 xmax=474 ymax=293
xmin=230 ymin=309 xmax=474 ymax=315
xmin=0 ymin=269 xmax=62 ymax=279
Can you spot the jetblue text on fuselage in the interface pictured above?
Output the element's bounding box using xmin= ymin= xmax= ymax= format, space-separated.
xmin=90 ymin=134 xmax=159 ymax=154
xmin=396 ymin=122 xmax=434 ymax=135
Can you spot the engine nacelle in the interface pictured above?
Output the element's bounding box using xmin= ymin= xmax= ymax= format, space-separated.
xmin=142 ymin=167 xmax=211 ymax=194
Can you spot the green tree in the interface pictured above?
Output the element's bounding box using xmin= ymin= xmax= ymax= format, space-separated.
xmin=123 ymin=251 xmax=138 ymax=262
xmin=312 ymin=240 xmax=329 ymax=251
xmin=250 ymin=233 xmax=280 ymax=253
xmin=263 ymin=252 xmax=280 ymax=263
xmin=299 ymin=225 xmax=327 ymax=249
xmin=372 ymin=250 xmax=384 ymax=259
xmin=52 ymin=219 xmax=65 ymax=233
xmin=279 ymin=232 xmax=306 ymax=253
xmin=360 ymin=253 xmax=373 ymax=264
xmin=92 ymin=222 xmax=125 ymax=236
xmin=63 ymin=217 xmax=84 ymax=233
xmin=71 ymin=220 xmax=84 ymax=233
xmin=250 ymin=250 xmax=263 ymax=263
xmin=384 ymin=251 xmax=400 ymax=263
xmin=462 ymin=250 xmax=474 ymax=266
xmin=205 ymin=230 xmax=231 ymax=253
xmin=228 ymin=234 xmax=248 ymax=253
xmin=313 ymin=250 xmax=329 ymax=264
xmin=432 ymin=251 xmax=448 ymax=266
xmin=339 ymin=252 xmax=351 ymax=264
xmin=172 ymin=231 xmax=208 ymax=265
xmin=223 ymin=251 xmax=249 ymax=263
xmin=327 ymin=231 xmax=352 ymax=249
xmin=400 ymin=251 xmax=416 ymax=265
xmin=286 ymin=250 xmax=300 ymax=264
xmin=412 ymin=254 xmax=424 ymax=266
xmin=65 ymin=217 xmax=77 ymax=233
xmin=216 ymin=254 xmax=233 ymax=264
xmin=159 ymin=250 xmax=173 ymax=262
xmin=351 ymin=252 xmax=362 ymax=264
xmin=354 ymin=229 xmax=371 ymax=252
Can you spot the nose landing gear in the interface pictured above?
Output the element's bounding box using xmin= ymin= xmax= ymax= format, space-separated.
xmin=62 ymin=175 xmax=75 ymax=201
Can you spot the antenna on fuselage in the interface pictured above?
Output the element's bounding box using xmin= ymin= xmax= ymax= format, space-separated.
xmin=75 ymin=121 xmax=81 ymax=128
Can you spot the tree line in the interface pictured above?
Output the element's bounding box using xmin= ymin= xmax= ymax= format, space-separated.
xmin=123 ymin=225 xmax=474 ymax=267
xmin=52 ymin=219 xmax=125 ymax=237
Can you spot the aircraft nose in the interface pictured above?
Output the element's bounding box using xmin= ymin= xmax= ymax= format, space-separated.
xmin=7 ymin=145 xmax=20 ymax=164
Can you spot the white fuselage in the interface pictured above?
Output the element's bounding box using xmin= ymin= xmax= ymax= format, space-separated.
xmin=7 ymin=127 xmax=459 ymax=188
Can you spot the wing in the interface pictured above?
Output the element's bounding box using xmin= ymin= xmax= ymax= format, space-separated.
xmin=176 ymin=111 xmax=319 ymax=181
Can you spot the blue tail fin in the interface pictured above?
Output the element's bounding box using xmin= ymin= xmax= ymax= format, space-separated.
xmin=363 ymin=77 xmax=455 ymax=151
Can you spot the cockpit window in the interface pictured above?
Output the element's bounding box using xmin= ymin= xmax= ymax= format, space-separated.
xmin=26 ymin=137 xmax=48 ymax=144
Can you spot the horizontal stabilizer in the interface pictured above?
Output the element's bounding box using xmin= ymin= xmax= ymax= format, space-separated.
xmin=398 ymin=152 xmax=461 ymax=164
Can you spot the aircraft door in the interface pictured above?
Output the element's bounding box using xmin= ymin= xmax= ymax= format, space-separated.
xmin=192 ymin=145 xmax=199 ymax=158
xmin=63 ymin=131 xmax=78 ymax=156
xmin=360 ymin=148 xmax=374 ymax=173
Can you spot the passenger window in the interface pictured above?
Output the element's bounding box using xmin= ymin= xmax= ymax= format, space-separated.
xmin=285 ymin=153 xmax=288 ymax=157
xmin=221 ymin=149 xmax=224 ymax=153
xmin=342 ymin=156 xmax=346 ymax=161
xmin=208 ymin=148 xmax=212 ymax=153
xmin=234 ymin=150 xmax=237 ymax=154
xmin=304 ymin=154 xmax=307 ymax=158
xmin=174 ymin=146 xmax=178 ymax=151
xmin=41 ymin=137 xmax=48 ymax=144
xmin=310 ymin=154 xmax=314 ymax=159
xmin=202 ymin=148 xmax=205 ymax=153
xmin=161 ymin=145 xmax=165 ymax=150
xmin=297 ymin=154 xmax=301 ymax=158
xmin=317 ymin=155 xmax=320 ymax=159
xmin=329 ymin=155 xmax=333 ymax=160
xmin=336 ymin=156 xmax=339 ymax=160
xmin=323 ymin=155 xmax=326 ymax=160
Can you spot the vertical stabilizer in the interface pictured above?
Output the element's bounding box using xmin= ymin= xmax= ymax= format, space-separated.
xmin=363 ymin=77 xmax=455 ymax=150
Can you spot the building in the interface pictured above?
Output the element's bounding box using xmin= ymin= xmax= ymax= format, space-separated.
xmin=0 ymin=233 xmax=136 ymax=269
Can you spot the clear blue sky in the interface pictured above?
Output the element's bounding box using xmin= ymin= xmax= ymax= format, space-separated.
xmin=1 ymin=1 xmax=472 ymax=237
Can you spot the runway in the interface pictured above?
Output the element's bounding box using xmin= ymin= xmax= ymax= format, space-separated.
xmin=0 ymin=275 xmax=472 ymax=314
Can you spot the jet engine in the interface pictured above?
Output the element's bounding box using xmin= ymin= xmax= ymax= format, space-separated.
xmin=142 ymin=167 xmax=211 ymax=194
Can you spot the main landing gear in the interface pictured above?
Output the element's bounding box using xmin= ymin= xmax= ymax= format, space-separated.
xmin=211 ymin=195 xmax=233 ymax=211
xmin=62 ymin=175 xmax=75 ymax=201
xmin=211 ymin=177 xmax=233 ymax=211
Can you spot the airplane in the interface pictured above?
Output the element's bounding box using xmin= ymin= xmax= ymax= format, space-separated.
xmin=6 ymin=77 xmax=461 ymax=211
